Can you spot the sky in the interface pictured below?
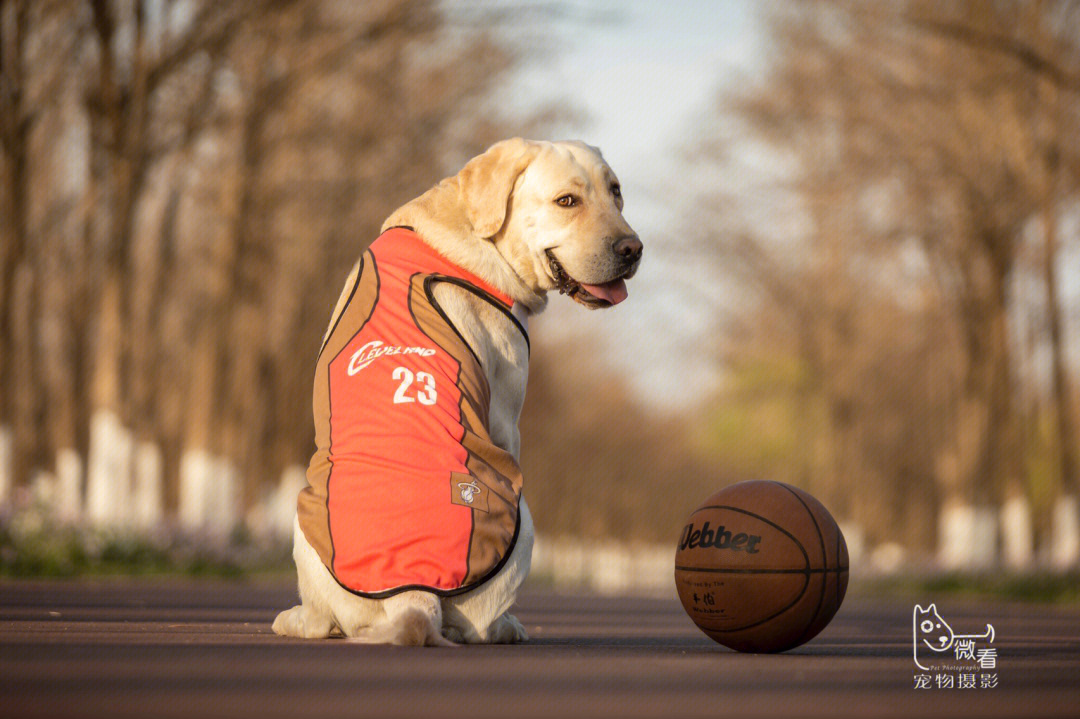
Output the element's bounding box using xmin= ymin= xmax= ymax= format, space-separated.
xmin=500 ymin=0 xmax=765 ymax=408
xmin=496 ymin=1 xmax=1080 ymax=407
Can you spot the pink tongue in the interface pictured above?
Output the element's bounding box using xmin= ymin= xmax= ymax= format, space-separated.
xmin=580 ymin=278 xmax=628 ymax=305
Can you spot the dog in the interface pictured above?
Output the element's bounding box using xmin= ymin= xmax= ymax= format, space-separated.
xmin=272 ymin=138 xmax=642 ymax=645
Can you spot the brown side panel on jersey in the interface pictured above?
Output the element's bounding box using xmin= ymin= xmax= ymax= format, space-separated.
xmin=409 ymin=275 xmax=524 ymax=587
xmin=297 ymin=249 xmax=380 ymax=570
xmin=461 ymin=445 xmax=523 ymax=585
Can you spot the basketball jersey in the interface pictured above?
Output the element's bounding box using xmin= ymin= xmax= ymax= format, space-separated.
xmin=297 ymin=227 xmax=528 ymax=597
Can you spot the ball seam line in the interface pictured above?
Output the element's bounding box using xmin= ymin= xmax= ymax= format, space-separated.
xmin=771 ymin=481 xmax=829 ymax=645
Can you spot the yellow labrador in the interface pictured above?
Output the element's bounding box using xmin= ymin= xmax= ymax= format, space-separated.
xmin=272 ymin=139 xmax=641 ymax=645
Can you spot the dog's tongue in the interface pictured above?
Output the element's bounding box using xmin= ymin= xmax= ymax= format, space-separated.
xmin=580 ymin=278 xmax=628 ymax=305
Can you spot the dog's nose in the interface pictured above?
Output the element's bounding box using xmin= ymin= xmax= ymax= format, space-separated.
xmin=613 ymin=235 xmax=642 ymax=262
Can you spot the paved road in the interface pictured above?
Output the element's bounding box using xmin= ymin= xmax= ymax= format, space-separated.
xmin=1 ymin=579 xmax=1078 ymax=718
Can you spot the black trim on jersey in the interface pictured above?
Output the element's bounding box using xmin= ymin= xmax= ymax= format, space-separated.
xmin=317 ymin=252 xmax=367 ymax=363
xmin=424 ymin=274 xmax=530 ymax=355
xmin=422 ymin=277 xmax=483 ymax=371
xmin=327 ymin=510 xmax=522 ymax=600
xmin=406 ymin=273 xmax=476 ymax=371
xmin=323 ymin=251 xmax=380 ymax=576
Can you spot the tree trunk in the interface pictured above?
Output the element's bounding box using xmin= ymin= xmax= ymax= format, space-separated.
xmin=85 ymin=273 xmax=131 ymax=524
xmin=983 ymin=248 xmax=1019 ymax=505
xmin=1043 ymin=183 xmax=1078 ymax=497
xmin=178 ymin=323 xmax=218 ymax=531
xmin=1042 ymin=148 xmax=1079 ymax=569
xmin=0 ymin=0 xmax=32 ymax=497
xmin=942 ymin=228 xmax=1016 ymax=568
xmin=10 ymin=261 xmax=41 ymax=496
xmin=41 ymin=268 xmax=83 ymax=522
xmin=84 ymin=0 xmax=155 ymax=525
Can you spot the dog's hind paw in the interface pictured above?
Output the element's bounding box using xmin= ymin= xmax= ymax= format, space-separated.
xmin=489 ymin=613 xmax=529 ymax=644
xmin=272 ymin=604 xmax=335 ymax=639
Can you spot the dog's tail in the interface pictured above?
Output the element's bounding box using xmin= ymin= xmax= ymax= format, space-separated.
xmin=348 ymin=590 xmax=456 ymax=647
xmin=392 ymin=606 xmax=457 ymax=647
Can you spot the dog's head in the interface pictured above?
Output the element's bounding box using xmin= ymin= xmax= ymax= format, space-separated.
xmin=458 ymin=138 xmax=642 ymax=309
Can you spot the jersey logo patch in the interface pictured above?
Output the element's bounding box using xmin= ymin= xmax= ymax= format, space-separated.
xmin=450 ymin=472 xmax=489 ymax=513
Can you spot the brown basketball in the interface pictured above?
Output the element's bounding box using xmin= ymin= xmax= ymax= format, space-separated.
xmin=673 ymin=480 xmax=848 ymax=653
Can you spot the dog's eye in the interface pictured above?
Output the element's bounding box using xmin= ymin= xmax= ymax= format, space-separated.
xmin=555 ymin=195 xmax=578 ymax=208
xmin=611 ymin=184 xmax=621 ymax=198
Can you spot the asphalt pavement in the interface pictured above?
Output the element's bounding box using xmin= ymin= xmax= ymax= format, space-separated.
xmin=1 ymin=578 xmax=1078 ymax=718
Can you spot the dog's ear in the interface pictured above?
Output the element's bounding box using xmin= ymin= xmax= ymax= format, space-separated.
xmin=457 ymin=138 xmax=540 ymax=239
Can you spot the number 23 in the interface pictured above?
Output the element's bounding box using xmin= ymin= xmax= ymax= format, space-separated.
xmin=392 ymin=366 xmax=437 ymax=405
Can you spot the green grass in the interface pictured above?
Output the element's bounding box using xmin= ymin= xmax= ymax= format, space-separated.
xmin=0 ymin=513 xmax=291 ymax=579
xmin=5 ymin=510 xmax=1078 ymax=603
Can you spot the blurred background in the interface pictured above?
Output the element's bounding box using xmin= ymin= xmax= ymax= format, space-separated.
xmin=1 ymin=0 xmax=1079 ymax=593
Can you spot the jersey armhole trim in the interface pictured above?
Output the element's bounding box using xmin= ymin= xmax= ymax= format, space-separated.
xmin=424 ymin=274 xmax=531 ymax=355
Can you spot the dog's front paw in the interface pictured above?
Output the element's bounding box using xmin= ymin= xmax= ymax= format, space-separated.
xmin=489 ymin=613 xmax=529 ymax=644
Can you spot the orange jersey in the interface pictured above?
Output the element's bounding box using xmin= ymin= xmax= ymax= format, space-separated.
xmin=297 ymin=227 xmax=527 ymax=597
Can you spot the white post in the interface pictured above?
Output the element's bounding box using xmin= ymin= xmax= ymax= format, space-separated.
xmin=629 ymin=544 xmax=676 ymax=597
xmin=269 ymin=464 xmax=306 ymax=539
xmin=29 ymin=469 xmax=57 ymax=512
xmin=939 ymin=503 xmax=998 ymax=570
xmin=838 ymin=521 xmax=865 ymax=568
xmin=869 ymin=542 xmax=906 ymax=574
xmin=54 ymin=448 xmax=83 ymax=523
xmin=1000 ymin=496 xmax=1034 ymax=569
xmin=938 ymin=503 xmax=972 ymax=570
xmin=178 ymin=448 xmax=214 ymax=532
xmin=132 ymin=442 xmax=164 ymax=530
xmin=208 ymin=456 xmax=240 ymax=540
xmin=0 ymin=425 xmax=13 ymax=509
xmin=971 ymin=506 xmax=998 ymax=569
xmin=551 ymin=537 xmax=587 ymax=589
xmin=1051 ymin=495 xmax=1079 ymax=570
xmin=86 ymin=409 xmax=134 ymax=525
xmin=590 ymin=542 xmax=632 ymax=595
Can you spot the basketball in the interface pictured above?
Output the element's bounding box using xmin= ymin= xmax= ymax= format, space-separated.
xmin=673 ymin=480 xmax=849 ymax=653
